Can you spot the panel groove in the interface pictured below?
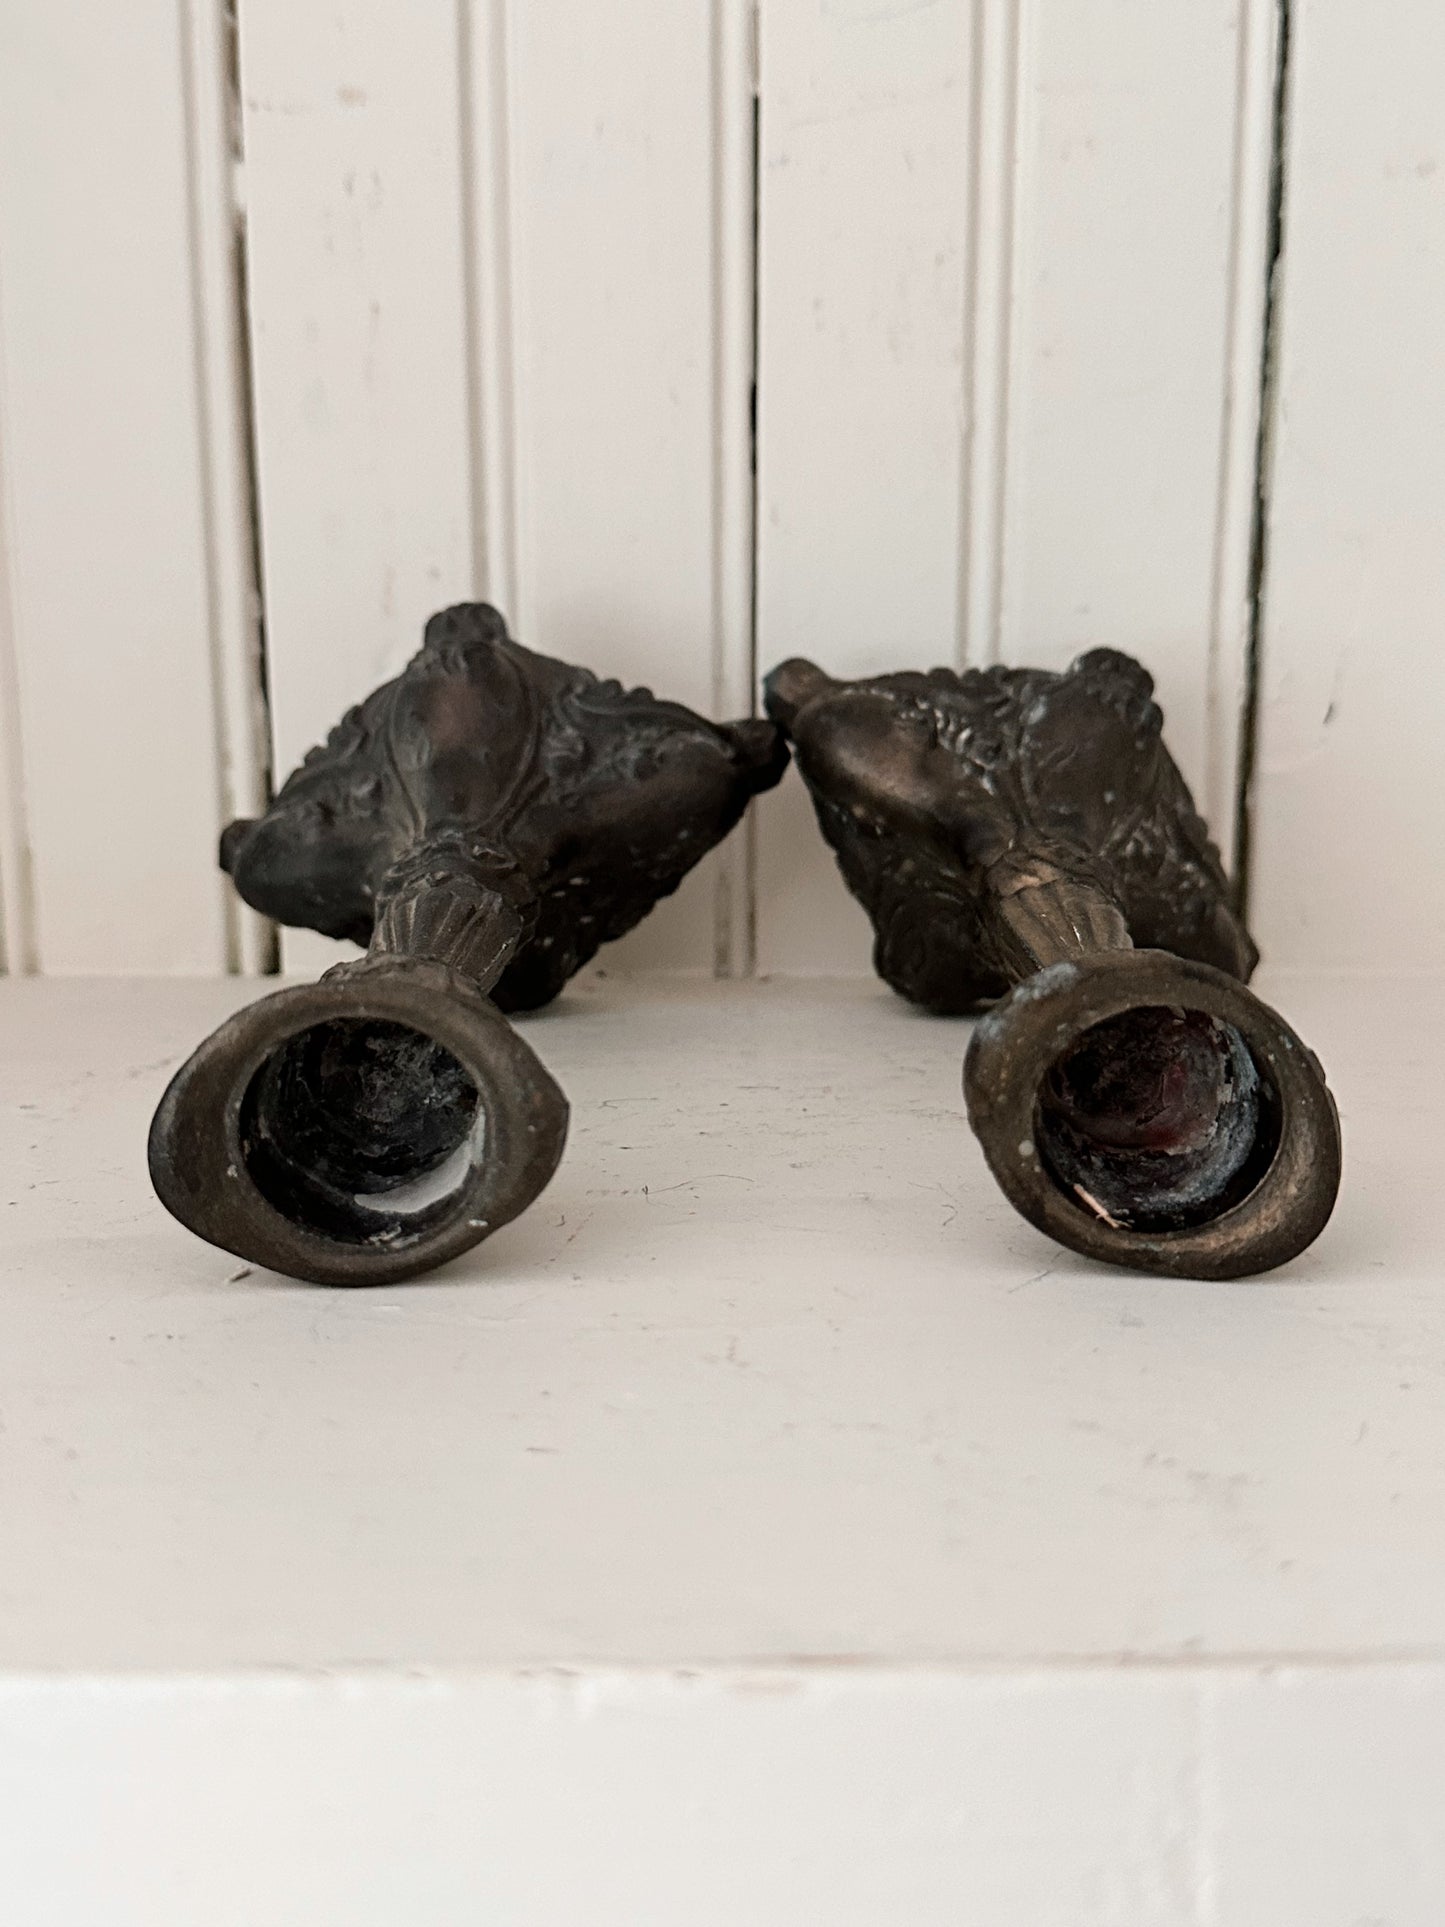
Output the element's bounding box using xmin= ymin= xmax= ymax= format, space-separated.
xmin=459 ymin=0 xmax=521 ymax=626
xmin=238 ymin=0 xmax=478 ymax=975
xmin=1232 ymin=0 xmax=1294 ymax=913
xmin=0 ymin=0 xmax=236 ymax=971
xmin=958 ymin=0 xmax=1022 ymax=669
xmin=711 ymin=0 xmax=761 ymax=978
xmin=0 ymin=324 xmax=37 ymax=974
xmin=181 ymin=0 xmax=277 ymax=975
xmin=753 ymin=0 xmax=978 ymax=973
xmin=1204 ymin=0 xmax=1282 ymax=859
xmin=1193 ymin=1674 xmax=1221 ymax=1927
xmin=496 ymin=0 xmax=753 ymax=978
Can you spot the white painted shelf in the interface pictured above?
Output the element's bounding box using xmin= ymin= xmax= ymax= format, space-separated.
xmin=2 ymin=971 xmax=1442 ymax=1925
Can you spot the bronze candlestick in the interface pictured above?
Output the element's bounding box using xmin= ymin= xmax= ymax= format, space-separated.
xmin=765 ymin=647 xmax=1340 ymax=1279
xmin=150 ymin=603 xmax=788 ymax=1285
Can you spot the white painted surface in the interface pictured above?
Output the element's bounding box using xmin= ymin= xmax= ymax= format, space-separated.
xmin=0 ymin=0 xmax=241 ymax=973
xmin=756 ymin=0 xmax=974 ymax=682
xmin=178 ymin=0 xmax=275 ymax=976
xmin=501 ymin=0 xmax=755 ymax=976
xmin=753 ymin=0 xmax=976 ymax=974
xmin=1 ymin=2 xmax=1440 ymax=981
xmin=998 ymin=0 xmax=1263 ymax=810
xmin=237 ymin=0 xmax=754 ymax=979
xmin=707 ymin=0 xmax=762 ymax=976
xmin=2 ymin=971 xmax=1444 ymax=1918
xmin=1206 ymin=0 xmax=1280 ymax=848
xmin=1 ymin=969 xmax=1426 ymax=1671
xmin=6 ymin=1667 xmax=1445 ymax=1927
xmin=2 ymin=4 xmax=1444 ymax=1903
xmin=237 ymin=0 xmax=477 ymax=977
xmin=0 ymin=343 xmax=31 ymax=975
xmin=1250 ymin=2 xmax=1445 ymax=968
xmin=755 ymin=0 xmax=1274 ymax=973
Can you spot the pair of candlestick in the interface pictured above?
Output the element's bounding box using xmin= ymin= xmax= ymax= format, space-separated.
xmin=149 ymin=604 xmax=1339 ymax=1286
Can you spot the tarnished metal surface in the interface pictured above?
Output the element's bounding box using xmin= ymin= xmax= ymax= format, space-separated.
xmin=767 ymin=648 xmax=1339 ymax=1278
xmin=149 ymin=604 xmax=786 ymax=1284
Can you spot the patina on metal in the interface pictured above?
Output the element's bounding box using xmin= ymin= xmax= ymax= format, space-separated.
xmin=765 ymin=647 xmax=1340 ymax=1279
xmin=150 ymin=602 xmax=788 ymax=1285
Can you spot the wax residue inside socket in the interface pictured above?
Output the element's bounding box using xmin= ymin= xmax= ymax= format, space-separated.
xmin=1033 ymin=1005 xmax=1279 ymax=1235
xmin=240 ymin=1018 xmax=481 ymax=1246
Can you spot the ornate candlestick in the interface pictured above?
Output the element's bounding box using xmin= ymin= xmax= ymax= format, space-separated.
xmin=765 ymin=648 xmax=1339 ymax=1279
xmin=150 ymin=603 xmax=788 ymax=1285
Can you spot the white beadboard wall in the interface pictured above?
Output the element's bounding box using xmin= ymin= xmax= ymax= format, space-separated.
xmin=1248 ymin=0 xmax=1445 ymax=971
xmin=0 ymin=0 xmax=1439 ymax=977
xmin=753 ymin=0 xmax=1276 ymax=971
xmin=0 ymin=0 xmax=261 ymax=975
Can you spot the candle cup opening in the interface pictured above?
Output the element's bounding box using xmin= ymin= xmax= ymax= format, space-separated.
xmin=239 ymin=1017 xmax=482 ymax=1246
xmin=1032 ymin=1004 xmax=1281 ymax=1235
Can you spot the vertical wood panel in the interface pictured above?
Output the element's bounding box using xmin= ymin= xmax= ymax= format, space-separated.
xmin=709 ymin=0 xmax=761 ymax=977
xmin=0 ymin=1 xmax=237 ymax=972
xmin=755 ymin=0 xmax=1272 ymax=975
xmin=959 ymin=0 xmax=1023 ymax=675
xmin=180 ymin=0 xmax=275 ymax=976
xmin=996 ymin=0 xmax=1262 ymax=829
xmin=503 ymin=0 xmax=755 ymax=974
xmin=1250 ymin=0 xmax=1445 ymax=970
xmin=0 ymin=356 xmax=35 ymax=974
xmin=462 ymin=0 xmax=522 ymax=626
xmin=1207 ymin=0 xmax=1280 ymax=849
xmin=238 ymin=0 xmax=476 ymax=974
xmin=242 ymin=0 xmax=753 ymax=979
xmin=754 ymin=0 xmax=977 ymax=974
